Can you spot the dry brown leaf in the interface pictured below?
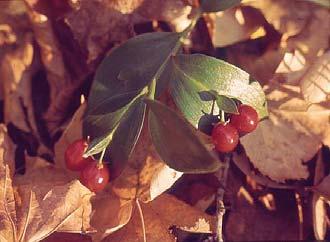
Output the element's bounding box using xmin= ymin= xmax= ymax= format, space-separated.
xmin=241 ymin=84 xmax=329 ymax=181
xmin=300 ymin=51 xmax=330 ymax=104
xmin=0 ymin=33 xmax=37 ymax=134
xmin=0 ymin=125 xmax=16 ymax=176
xmin=0 ymin=1 xmax=29 ymax=51
xmin=274 ymin=50 xmax=307 ymax=84
xmin=14 ymin=173 xmax=93 ymax=241
xmin=232 ymin=152 xmax=296 ymax=189
xmin=66 ymin=0 xmax=191 ymax=63
xmin=244 ymin=0 xmax=311 ymax=38
xmin=225 ymin=34 xmax=284 ymax=83
xmin=110 ymin=120 xmax=183 ymax=203
xmin=54 ymin=102 xmax=133 ymax=240
xmin=286 ymin=7 xmax=329 ymax=61
xmin=213 ymin=7 xmax=265 ymax=47
xmin=104 ymin=194 xmax=215 ymax=242
xmin=134 ymin=0 xmax=192 ymax=32
xmin=65 ymin=0 xmax=133 ymax=63
xmin=0 ymin=125 xmax=16 ymax=242
xmin=89 ymin=189 xmax=133 ymax=241
xmin=0 ymin=125 xmax=17 ymax=242
xmin=0 ymin=122 xmax=95 ymax=241
xmin=243 ymin=0 xmax=329 ymax=84
xmin=25 ymin=0 xmax=83 ymax=134
xmin=54 ymin=102 xmax=86 ymax=171
xmin=312 ymin=196 xmax=327 ymax=240
xmin=274 ymin=50 xmax=329 ymax=104
xmin=54 ymin=102 xmax=183 ymax=239
xmin=312 ymin=151 xmax=328 ymax=240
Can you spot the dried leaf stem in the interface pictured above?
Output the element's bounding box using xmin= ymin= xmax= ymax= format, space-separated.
xmin=215 ymin=154 xmax=230 ymax=241
xmin=136 ymin=198 xmax=147 ymax=242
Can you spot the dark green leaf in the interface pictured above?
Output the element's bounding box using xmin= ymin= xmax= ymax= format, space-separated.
xmin=216 ymin=95 xmax=238 ymax=114
xmin=200 ymin=0 xmax=242 ymax=12
xmin=146 ymin=99 xmax=221 ymax=173
xmin=84 ymin=93 xmax=146 ymax=156
xmin=169 ymin=54 xmax=267 ymax=128
xmin=85 ymin=96 xmax=146 ymax=180
xmin=198 ymin=90 xmax=217 ymax=101
xmin=87 ymin=32 xmax=181 ymax=109
xmin=106 ymin=96 xmax=146 ymax=179
xmin=84 ymin=32 xmax=182 ymax=159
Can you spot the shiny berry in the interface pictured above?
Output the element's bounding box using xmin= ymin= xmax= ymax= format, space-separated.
xmin=80 ymin=162 xmax=110 ymax=192
xmin=65 ymin=139 xmax=92 ymax=171
xmin=230 ymin=104 xmax=259 ymax=133
xmin=211 ymin=122 xmax=239 ymax=153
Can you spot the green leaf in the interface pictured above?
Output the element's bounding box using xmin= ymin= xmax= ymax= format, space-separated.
xmin=146 ymin=99 xmax=221 ymax=173
xmin=87 ymin=32 xmax=181 ymax=108
xmin=169 ymin=54 xmax=267 ymax=128
xmin=216 ymin=95 xmax=238 ymax=114
xmin=83 ymin=32 xmax=182 ymax=168
xmin=200 ymin=0 xmax=242 ymax=12
xmin=85 ymin=95 xmax=146 ymax=179
xmin=304 ymin=0 xmax=330 ymax=8
xmin=106 ymin=96 xmax=146 ymax=179
xmin=84 ymin=93 xmax=146 ymax=156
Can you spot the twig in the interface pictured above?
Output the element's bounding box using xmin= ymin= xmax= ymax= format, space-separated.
xmin=295 ymin=192 xmax=304 ymax=240
xmin=136 ymin=198 xmax=147 ymax=242
xmin=215 ymin=154 xmax=231 ymax=242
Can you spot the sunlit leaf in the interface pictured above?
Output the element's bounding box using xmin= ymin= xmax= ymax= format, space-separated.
xmin=168 ymin=54 xmax=267 ymax=128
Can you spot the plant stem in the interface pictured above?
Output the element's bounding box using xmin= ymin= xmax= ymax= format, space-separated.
xmin=181 ymin=8 xmax=202 ymax=38
xmin=136 ymin=198 xmax=147 ymax=242
xmin=215 ymin=154 xmax=230 ymax=242
xmin=146 ymin=7 xmax=202 ymax=100
xmin=220 ymin=110 xmax=225 ymax=123
xmin=98 ymin=148 xmax=106 ymax=167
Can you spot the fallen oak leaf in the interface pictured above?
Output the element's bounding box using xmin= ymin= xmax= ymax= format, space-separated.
xmin=232 ymin=152 xmax=298 ymax=189
xmin=14 ymin=178 xmax=94 ymax=241
xmin=0 ymin=124 xmax=18 ymax=241
xmin=103 ymin=194 xmax=215 ymax=242
xmin=0 ymin=123 xmax=95 ymax=241
xmin=0 ymin=166 xmax=16 ymax=242
xmin=240 ymin=84 xmax=329 ymax=182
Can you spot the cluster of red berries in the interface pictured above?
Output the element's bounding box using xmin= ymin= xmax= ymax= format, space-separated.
xmin=65 ymin=139 xmax=110 ymax=192
xmin=211 ymin=104 xmax=258 ymax=153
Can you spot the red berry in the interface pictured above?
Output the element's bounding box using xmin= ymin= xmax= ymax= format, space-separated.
xmin=80 ymin=162 xmax=110 ymax=192
xmin=65 ymin=139 xmax=92 ymax=171
xmin=211 ymin=123 xmax=239 ymax=153
xmin=230 ymin=104 xmax=258 ymax=133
